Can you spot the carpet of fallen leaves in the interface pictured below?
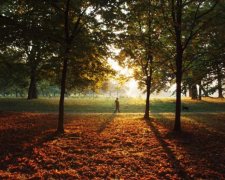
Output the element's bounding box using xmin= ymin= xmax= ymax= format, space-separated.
xmin=0 ymin=112 xmax=224 ymax=179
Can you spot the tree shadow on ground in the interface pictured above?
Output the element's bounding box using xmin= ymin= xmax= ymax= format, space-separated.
xmin=0 ymin=113 xmax=73 ymax=170
xmin=144 ymin=118 xmax=190 ymax=179
xmin=149 ymin=113 xmax=225 ymax=178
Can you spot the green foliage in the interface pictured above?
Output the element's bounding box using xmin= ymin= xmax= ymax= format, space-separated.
xmin=0 ymin=0 xmax=117 ymax=98
xmin=0 ymin=47 xmax=29 ymax=96
xmin=113 ymin=1 xmax=170 ymax=94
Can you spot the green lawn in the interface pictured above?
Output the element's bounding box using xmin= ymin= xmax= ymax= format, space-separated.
xmin=0 ymin=97 xmax=225 ymax=113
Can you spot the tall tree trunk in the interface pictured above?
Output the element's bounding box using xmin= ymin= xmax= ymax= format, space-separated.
xmin=173 ymin=0 xmax=183 ymax=132
xmin=57 ymin=57 xmax=68 ymax=133
xmin=174 ymin=59 xmax=182 ymax=132
xmin=144 ymin=77 xmax=151 ymax=119
xmin=27 ymin=68 xmax=37 ymax=99
xmin=144 ymin=53 xmax=153 ymax=119
xmin=26 ymin=40 xmax=41 ymax=100
xmin=217 ymin=67 xmax=224 ymax=98
xmin=198 ymin=81 xmax=202 ymax=100
xmin=143 ymin=0 xmax=153 ymax=120
xmin=57 ymin=0 xmax=71 ymax=133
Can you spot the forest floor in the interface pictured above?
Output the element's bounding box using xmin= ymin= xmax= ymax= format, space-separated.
xmin=0 ymin=112 xmax=224 ymax=179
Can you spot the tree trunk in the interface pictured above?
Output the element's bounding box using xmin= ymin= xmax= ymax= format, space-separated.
xmin=191 ymin=84 xmax=198 ymax=100
xmin=57 ymin=58 xmax=68 ymax=133
xmin=183 ymin=85 xmax=187 ymax=97
xmin=15 ymin=88 xmax=18 ymax=97
xmin=144 ymin=77 xmax=151 ymax=119
xmin=217 ymin=67 xmax=224 ymax=98
xmin=174 ymin=67 xmax=182 ymax=132
xmin=200 ymin=84 xmax=209 ymax=97
xmin=27 ymin=68 xmax=37 ymax=99
xmin=144 ymin=53 xmax=153 ymax=120
xmin=174 ymin=43 xmax=183 ymax=131
xmin=173 ymin=0 xmax=183 ymax=132
xmin=198 ymin=81 xmax=202 ymax=100
xmin=188 ymin=84 xmax=192 ymax=98
xmin=57 ymin=0 xmax=72 ymax=133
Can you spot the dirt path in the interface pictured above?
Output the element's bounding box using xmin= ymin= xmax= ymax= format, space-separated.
xmin=0 ymin=113 xmax=224 ymax=179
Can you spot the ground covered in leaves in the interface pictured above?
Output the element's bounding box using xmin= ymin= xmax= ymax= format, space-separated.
xmin=0 ymin=112 xmax=224 ymax=179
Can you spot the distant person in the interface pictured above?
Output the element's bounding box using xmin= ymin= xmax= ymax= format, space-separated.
xmin=114 ymin=98 xmax=120 ymax=113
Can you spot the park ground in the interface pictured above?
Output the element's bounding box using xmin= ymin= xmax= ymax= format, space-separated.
xmin=0 ymin=97 xmax=225 ymax=179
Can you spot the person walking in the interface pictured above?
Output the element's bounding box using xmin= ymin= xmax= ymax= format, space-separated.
xmin=114 ymin=98 xmax=120 ymax=113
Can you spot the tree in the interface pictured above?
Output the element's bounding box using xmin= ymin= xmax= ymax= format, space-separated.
xmin=0 ymin=47 xmax=28 ymax=96
xmin=205 ymin=3 xmax=225 ymax=98
xmin=182 ymin=2 xmax=225 ymax=99
xmin=0 ymin=1 xmax=56 ymax=99
xmin=46 ymin=0 xmax=116 ymax=133
xmin=114 ymin=0 xmax=167 ymax=119
xmin=160 ymin=0 xmax=218 ymax=131
xmin=0 ymin=0 xmax=116 ymax=133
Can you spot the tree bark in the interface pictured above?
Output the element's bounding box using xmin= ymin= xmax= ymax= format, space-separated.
xmin=198 ymin=81 xmax=202 ymax=100
xmin=57 ymin=57 xmax=68 ymax=133
xmin=183 ymin=85 xmax=187 ymax=97
xmin=191 ymin=84 xmax=198 ymax=100
xmin=57 ymin=0 xmax=71 ymax=133
xmin=143 ymin=0 xmax=153 ymax=120
xmin=174 ymin=55 xmax=182 ymax=132
xmin=188 ymin=84 xmax=192 ymax=98
xmin=144 ymin=77 xmax=151 ymax=119
xmin=27 ymin=68 xmax=37 ymax=99
xmin=144 ymin=53 xmax=153 ymax=120
xmin=172 ymin=0 xmax=183 ymax=132
xmin=217 ymin=67 xmax=224 ymax=98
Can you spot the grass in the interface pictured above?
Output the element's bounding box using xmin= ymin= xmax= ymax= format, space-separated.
xmin=0 ymin=97 xmax=225 ymax=113
xmin=152 ymin=112 xmax=225 ymax=132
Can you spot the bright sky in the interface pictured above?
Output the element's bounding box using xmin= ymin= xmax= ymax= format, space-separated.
xmin=107 ymin=57 xmax=177 ymax=98
xmin=107 ymin=58 xmax=143 ymax=97
xmin=107 ymin=58 xmax=132 ymax=76
xmin=108 ymin=57 xmax=220 ymax=98
xmin=107 ymin=46 xmax=175 ymax=98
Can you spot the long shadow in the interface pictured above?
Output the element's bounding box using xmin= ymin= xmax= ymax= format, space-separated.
xmin=144 ymin=118 xmax=190 ymax=179
xmin=153 ymin=113 xmax=225 ymax=176
xmin=0 ymin=130 xmax=60 ymax=171
xmin=0 ymin=114 xmax=73 ymax=171
xmin=97 ymin=112 xmax=116 ymax=133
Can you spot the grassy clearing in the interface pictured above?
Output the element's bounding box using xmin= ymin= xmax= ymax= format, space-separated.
xmin=0 ymin=112 xmax=224 ymax=179
xmin=152 ymin=112 xmax=225 ymax=133
xmin=0 ymin=97 xmax=225 ymax=113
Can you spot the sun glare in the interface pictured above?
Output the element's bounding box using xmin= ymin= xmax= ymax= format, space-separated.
xmin=126 ymin=78 xmax=143 ymax=97
xmin=126 ymin=78 xmax=142 ymax=97
xmin=108 ymin=58 xmax=132 ymax=76
xmin=128 ymin=78 xmax=138 ymax=89
xmin=108 ymin=58 xmax=143 ymax=97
